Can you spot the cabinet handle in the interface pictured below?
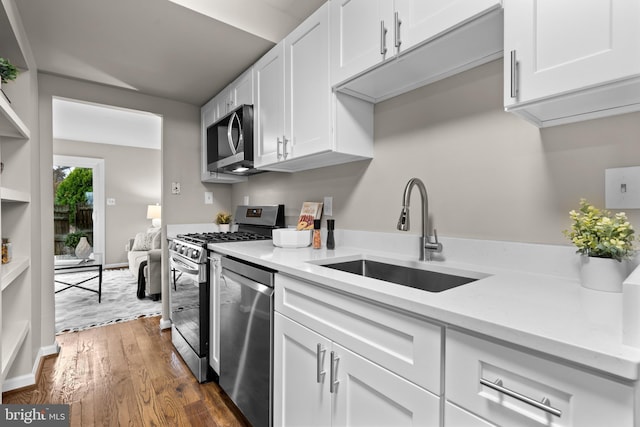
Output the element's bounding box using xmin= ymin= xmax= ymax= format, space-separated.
xmin=510 ymin=50 xmax=518 ymax=99
xmin=316 ymin=344 xmax=326 ymax=383
xmin=380 ymin=21 xmax=387 ymax=56
xmin=394 ymin=12 xmax=401 ymax=49
xmin=330 ymin=351 xmax=339 ymax=393
xmin=480 ymin=377 xmax=562 ymax=417
xmin=277 ymin=137 xmax=282 ymax=160
xmin=282 ymin=136 xmax=289 ymax=159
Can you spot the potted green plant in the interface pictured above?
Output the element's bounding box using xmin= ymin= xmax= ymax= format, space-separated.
xmin=216 ymin=211 xmax=232 ymax=233
xmin=0 ymin=57 xmax=19 ymax=103
xmin=563 ymin=198 xmax=635 ymax=292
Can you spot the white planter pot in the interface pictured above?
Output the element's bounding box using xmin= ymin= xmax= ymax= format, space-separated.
xmin=75 ymin=236 xmax=92 ymax=259
xmin=580 ymin=256 xmax=629 ymax=293
xmin=218 ymin=224 xmax=230 ymax=233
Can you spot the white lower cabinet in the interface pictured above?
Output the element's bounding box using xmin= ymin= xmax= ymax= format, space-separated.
xmin=445 ymin=329 xmax=634 ymax=427
xmin=274 ymin=313 xmax=440 ymax=427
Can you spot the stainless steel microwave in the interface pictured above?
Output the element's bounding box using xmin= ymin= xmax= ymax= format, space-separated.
xmin=207 ymin=104 xmax=258 ymax=175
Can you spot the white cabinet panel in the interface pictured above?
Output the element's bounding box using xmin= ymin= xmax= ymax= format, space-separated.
xmin=446 ymin=329 xmax=634 ymax=427
xmin=394 ymin=0 xmax=501 ymax=53
xmin=274 ymin=313 xmax=332 ymax=427
xmin=275 ymin=313 xmax=440 ymax=427
xmin=276 ymin=273 xmax=442 ymax=394
xmin=445 ymin=402 xmax=496 ymax=427
xmin=285 ymin=6 xmax=331 ymax=160
xmin=254 ymin=42 xmax=286 ymax=168
xmin=330 ymin=0 xmax=391 ymax=86
xmin=332 ymin=341 xmax=440 ymax=427
xmin=504 ymin=0 xmax=640 ymax=126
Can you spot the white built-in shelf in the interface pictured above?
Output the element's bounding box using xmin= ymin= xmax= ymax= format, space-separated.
xmin=0 ymin=94 xmax=29 ymax=139
xmin=1 ymin=256 xmax=29 ymax=292
xmin=0 ymin=187 xmax=30 ymax=203
xmin=1 ymin=320 xmax=29 ymax=380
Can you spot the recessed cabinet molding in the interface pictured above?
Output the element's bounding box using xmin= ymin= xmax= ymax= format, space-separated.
xmin=331 ymin=0 xmax=503 ymax=103
xmin=504 ymin=0 xmax=640 ymax=127
xmin=254 ymin=3 xmax=373 ymax=172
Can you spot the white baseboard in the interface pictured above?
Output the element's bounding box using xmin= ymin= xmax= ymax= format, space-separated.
xmin=160 ymin=317 xmax=172 ymax=330
xmin=105 ymin=262 xmax=128 ymax=269
xmin=2 ymin=342 xmax=60 ymax=393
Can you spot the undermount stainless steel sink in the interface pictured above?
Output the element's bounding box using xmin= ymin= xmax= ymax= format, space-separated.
xmin=320 ymin=259 xmax=480 ymax=293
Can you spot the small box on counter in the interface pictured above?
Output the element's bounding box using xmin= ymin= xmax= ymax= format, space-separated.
xmin=297 ymin=202 xmax=323 ymax=230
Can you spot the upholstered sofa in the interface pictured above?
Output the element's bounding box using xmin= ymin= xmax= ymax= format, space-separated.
xmin=127 ymin=227 xmax=162 ymax=299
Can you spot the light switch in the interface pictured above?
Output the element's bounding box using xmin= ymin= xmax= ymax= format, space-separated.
xmin=205 ymin=191 xmax=213 ymax=204
xmin=606 ymin=166 xmax=640 ymax=209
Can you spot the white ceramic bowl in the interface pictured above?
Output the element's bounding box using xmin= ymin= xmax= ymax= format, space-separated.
xmin=272 ymin=228 xmax=312 ymax=248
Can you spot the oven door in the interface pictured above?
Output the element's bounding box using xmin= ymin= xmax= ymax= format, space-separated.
xmin=169 ymin=250 xmax=209 ymax=359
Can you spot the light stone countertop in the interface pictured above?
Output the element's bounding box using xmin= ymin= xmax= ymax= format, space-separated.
xmin=208 ymin=230 xmax=640 ymax=382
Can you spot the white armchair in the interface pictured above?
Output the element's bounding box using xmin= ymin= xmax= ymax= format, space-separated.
xmin=127 ymin=227 xmax=162 ymax=299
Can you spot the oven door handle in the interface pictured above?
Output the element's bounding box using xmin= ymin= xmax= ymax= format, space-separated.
xmin=222 ymin=268 xmax=273 ymax=296
xmin=170 ymin=256 xmax=199 ymax=276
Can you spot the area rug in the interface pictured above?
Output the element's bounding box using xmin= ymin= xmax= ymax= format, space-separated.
xmin=54 ymin=268 xmax=197 ymax=334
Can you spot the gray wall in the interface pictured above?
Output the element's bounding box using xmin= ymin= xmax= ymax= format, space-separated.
xmin=53 ymin=139 xmax=162 ymax=265
xmin=233 ymin=59 xmax=640 ymax=245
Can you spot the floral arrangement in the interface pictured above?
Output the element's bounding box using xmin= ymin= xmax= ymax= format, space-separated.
xmin=215 ymin=211 xmax=232 ymax=225
xmin=563 ymin=198 xmax=635 ymax=262
xmin=0 ymin=57 xmax=19 ymax=84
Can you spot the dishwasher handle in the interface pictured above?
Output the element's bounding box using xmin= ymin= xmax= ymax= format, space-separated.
xmin=221 ymin=268 xmax=274 ymax=296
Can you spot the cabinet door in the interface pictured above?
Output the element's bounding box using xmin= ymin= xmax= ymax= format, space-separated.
xmin=394 ymin=0 xmax=501 ymax=53
xmin=208 ymin=254 xmax=221 ymax=374
xmin=285 ymin=3 xmax=331 ymax=161
xmin=254 ymin=42 xmax=286 ymax=168
xmin=332 ymin=342 xmax=440 ymax=427
xmin=232 ymin=68 xmax=254 ymax=108
xmin=504 ymin=0 xmax=640 ymax=107
xmin=330 ymin=0 xmax=394 ymax=86
xmin=274 ymin=313 xmax=332 ymax=427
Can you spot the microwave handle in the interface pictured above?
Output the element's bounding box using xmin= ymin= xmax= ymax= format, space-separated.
xmin=227 ymin=110 xmax=244 ymax=155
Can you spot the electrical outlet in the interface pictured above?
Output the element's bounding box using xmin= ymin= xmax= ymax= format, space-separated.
xmin=106 ymin=198 xmax=116 ymax=206
xmin=171 ymin=182 xmax=181 ymax=195
xmin=324 ymin=196 xmax=333 ymax=216
xmin=205 ymin=191 xmax=214 ymax=204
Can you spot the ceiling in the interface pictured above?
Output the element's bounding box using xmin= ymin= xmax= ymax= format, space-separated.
xmin=16 ymin=0 xmax=326 ymax=106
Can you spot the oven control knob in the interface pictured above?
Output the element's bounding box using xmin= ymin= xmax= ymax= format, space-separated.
xmin=192 ymin=250 xmax=200 ymax=260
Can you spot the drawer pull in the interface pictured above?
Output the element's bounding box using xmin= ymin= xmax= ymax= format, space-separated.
xmin=480 ymin=377 xmax=562 ymax=417
xmin=330 ymin=351 xmax=340 ymax=394
xmin=316 ymin=343 xmax=326 ymax=383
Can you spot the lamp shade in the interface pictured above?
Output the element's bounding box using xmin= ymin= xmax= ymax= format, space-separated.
xmin=147 ymin=204 xmax=161 ymax=227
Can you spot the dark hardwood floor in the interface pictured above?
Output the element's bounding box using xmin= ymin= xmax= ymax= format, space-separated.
xmin=2 ymin=316 xmax=250 ymax=427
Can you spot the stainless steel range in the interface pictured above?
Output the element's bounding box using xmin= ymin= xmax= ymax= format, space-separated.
xmin=168 ymin=205 xmax=284 ymax=385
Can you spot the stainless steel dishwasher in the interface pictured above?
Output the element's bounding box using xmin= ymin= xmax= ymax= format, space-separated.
xmin=219 ymin=255 xmax=275 ymax=427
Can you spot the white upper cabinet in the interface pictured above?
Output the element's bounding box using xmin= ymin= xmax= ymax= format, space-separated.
xmin=255 ymin=3 xmax=373 ymax=172
xmin=330 ymin=0 xmax=393 ymax=85
xmin=254 ymin=42 xmax=286 ymax=168
xmin=331 ymin=0 xmax=503 ymax=102
xmin=395 ymin=0 xmax=503 ymax=53
xmin=504 ymin=0 xmax=640 ymax=127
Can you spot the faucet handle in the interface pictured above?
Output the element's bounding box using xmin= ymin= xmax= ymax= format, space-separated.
xmin=425 ymin=229 xmax=443 ymax=254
